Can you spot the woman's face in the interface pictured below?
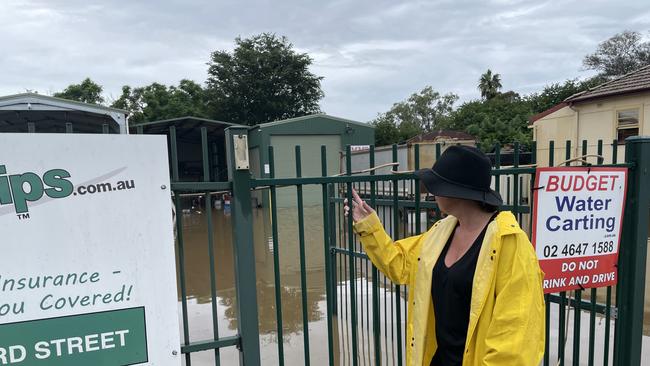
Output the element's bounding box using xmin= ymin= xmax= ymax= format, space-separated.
xmin=436 ymin=196 xmax=487 ymax=217
xmin=435 ymin=196 xmax=454 ymax=214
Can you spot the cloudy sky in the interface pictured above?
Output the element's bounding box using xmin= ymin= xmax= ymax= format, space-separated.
xmin=2 ymin=0 xmax=649 ymax=121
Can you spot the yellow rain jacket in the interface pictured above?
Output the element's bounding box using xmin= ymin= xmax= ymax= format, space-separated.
xmin=354 ymin=210 xmax=545 ymax=366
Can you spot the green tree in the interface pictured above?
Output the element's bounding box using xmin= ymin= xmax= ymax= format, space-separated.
xmin=371 ymin=86 xmax=458 ymax=146
xmin=53 ymin=78 xmax=104 ymax=104
xmin=527 ymin=79 xmax=584 ymax=113
xmin=372 ymin=117 xmax=400 ymax=147
xmin=478 ymin=69 xmax=502 ymax=100
xmin=372 ymin=111 xmax=422 ymax=147
xmin=526 ymin=76 xmax=608 ymax=114
xmin=388 ymin=86 xmax=458 ymax=132
xmin=205 ymin=33 xmax=324 ymax=125
xmin=112 ymin=80 xmax=208 ymax=124
xmin=445 ymin=92 xmax=533 ymax=150
xmin=583 ymin=30 xmax=650 ymax=78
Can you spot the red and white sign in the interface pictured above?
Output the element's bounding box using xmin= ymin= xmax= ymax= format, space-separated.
xmin=532 ymin=167 xmax=627 ymax=293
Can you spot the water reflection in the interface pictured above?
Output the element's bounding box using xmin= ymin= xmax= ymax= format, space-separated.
xmin=178 ymin=201 xmax=332 ymax=363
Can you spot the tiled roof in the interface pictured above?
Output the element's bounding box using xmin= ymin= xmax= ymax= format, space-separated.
xmin=565 ymin=65 xmax=650 ymax=103
xmin=530 ymin=66 xmax=650 ymax=124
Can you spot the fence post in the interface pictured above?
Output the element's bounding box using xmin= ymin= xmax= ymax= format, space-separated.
xmin=226 ymin=127 xmax=261 ymax=366
xmin=615 ymin=136 xmax=650 ymax=366
xmin=328 ymin=183 xmax=338 ymax=315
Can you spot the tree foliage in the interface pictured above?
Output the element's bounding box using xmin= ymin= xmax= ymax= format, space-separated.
xmin=53 ymin=78 xmax=104 ymax=104
xmin=443 ymin=92 xmax=533 ymax=151
xmin=478 ymin=69 xmax=502 ymax=100
xmin=583 ymin=30 xmax=650 ymax=78
xmin=372 ymin=118 xmax=401 ymax=147
xmin=111 ymin=80 xmax=208 ymax=125
xmin=371 ymin=86 xmax=458 ymax=146
xmin=527 ymin=76 xmax=607 ymax=113
xmin=205 ymin=33 xmax=324 ymax=125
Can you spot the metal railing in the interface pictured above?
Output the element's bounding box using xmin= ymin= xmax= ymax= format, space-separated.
xmin=157 ymin=124 xmax=649 ymax=366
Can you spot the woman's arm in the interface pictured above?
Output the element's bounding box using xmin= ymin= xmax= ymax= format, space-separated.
xmin=353 ymin=211 xmax=424 ymax=285
xmin=346 ymin=189 xmax=423 ymax=285
xmin=482 ymin=233 xmax=545 ymax=365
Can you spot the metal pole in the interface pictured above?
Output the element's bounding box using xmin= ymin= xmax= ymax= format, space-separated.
xmin=295 ymin=146 xmax=311 ymax=366
xmin=320 ymin=146 xmax=335 ymax=366
xmin=370 ymin=145 xmax=381 ymax=365
xmin=226 ymin=127 xmax=261 ymax=366
xmin=202 ymin=127 xmax=221 ymax=366
xmin=268 ymin=146 xmax=285 ymax=365
xmin=345 ymin=145 xmax=360 ymax=366
xmin=614 ymin=136 xmax=650 ymax=366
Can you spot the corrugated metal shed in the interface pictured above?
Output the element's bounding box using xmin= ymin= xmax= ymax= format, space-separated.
xmin=0 ymin=93 xmax=128 ymax=134
xmin=131 ymin=116 xmax=243 ymax=182
xmin=248 ymin=114 xmax=374 ymax=207
xmin=249 ymin=114 xmax=375 ymax=177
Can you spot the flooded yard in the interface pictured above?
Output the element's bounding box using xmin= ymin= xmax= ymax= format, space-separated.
xmin=177 ymin=197 xmax=409 ymax=365
xmin=176 ymin=199 xmax=650 ymax=365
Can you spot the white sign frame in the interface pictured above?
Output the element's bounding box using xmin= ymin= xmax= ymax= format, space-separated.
xmin=532 ymin=167 xmax=628 ymax=293
xmin=0 ymin=134 xmax=180 ymax=365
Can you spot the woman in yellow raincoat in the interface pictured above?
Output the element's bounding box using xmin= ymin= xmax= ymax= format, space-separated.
xmin=345 ymin=145 xmax=545 ymax=366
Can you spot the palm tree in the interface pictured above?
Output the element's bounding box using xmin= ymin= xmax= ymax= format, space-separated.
xmin=478 ymin=69 xmax=502 ymax=100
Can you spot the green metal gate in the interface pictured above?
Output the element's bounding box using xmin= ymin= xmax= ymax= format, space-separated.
xmin=166 ymin=125 xmax=650 ymax=366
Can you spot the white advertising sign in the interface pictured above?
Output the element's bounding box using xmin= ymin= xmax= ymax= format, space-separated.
xmin=0 ymin=134 xmax=180 ymax=365
xmin=532 ymin=167 xmax=627 ymax=293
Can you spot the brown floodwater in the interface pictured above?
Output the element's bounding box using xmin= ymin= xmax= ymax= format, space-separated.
xmin=176 ymin=192 xmax=411 ymax=365
xmin=176 ymin=196 xmax=650 ymax=366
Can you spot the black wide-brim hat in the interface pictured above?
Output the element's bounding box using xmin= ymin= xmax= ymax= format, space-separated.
xmin=415 ymin=145 xmax=503 ymax=206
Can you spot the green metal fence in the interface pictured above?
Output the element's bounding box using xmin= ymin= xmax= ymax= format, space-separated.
xmin=164 ymin=125 xmax=649 ymax=366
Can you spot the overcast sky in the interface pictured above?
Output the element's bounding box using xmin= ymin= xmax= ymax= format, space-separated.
xmin=2 ymin=0 xmax=649 ymax=121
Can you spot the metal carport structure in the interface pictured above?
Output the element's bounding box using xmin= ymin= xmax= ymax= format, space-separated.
xmin=0 ymin=93 xmax=128 ymax=134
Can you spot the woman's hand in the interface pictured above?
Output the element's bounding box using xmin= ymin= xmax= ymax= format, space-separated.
xmin=344 ymin=188 xmax=375 ymax=222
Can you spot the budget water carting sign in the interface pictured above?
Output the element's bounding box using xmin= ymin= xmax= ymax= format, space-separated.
xmin=0 ymin=134 xmax=180 ymax=365
xmin=532 ymin=167 xmax=627 ymax=293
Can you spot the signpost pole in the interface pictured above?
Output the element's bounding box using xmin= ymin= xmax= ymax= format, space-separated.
xmin=614 ymin=136 xmax=650 ymax=366
xmin=226 ymin=127 xmax=261 ymax=366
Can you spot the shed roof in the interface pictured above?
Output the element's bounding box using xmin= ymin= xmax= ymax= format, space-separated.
xmin=0 ymin=93 xmax=127 ymax=114
xmin=132 ymin=116 xmax=241 ymax=132
xmin=0 ymin=93 xmax=128 ymax=133
xmin=130 ymin=116 xmax=243 ymax=141
xmin=255 ymin=113 xmax=374 ymax=129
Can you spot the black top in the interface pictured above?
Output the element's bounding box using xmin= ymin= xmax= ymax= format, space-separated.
xmin=430 ymin=217 xmax=494 ymax=366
